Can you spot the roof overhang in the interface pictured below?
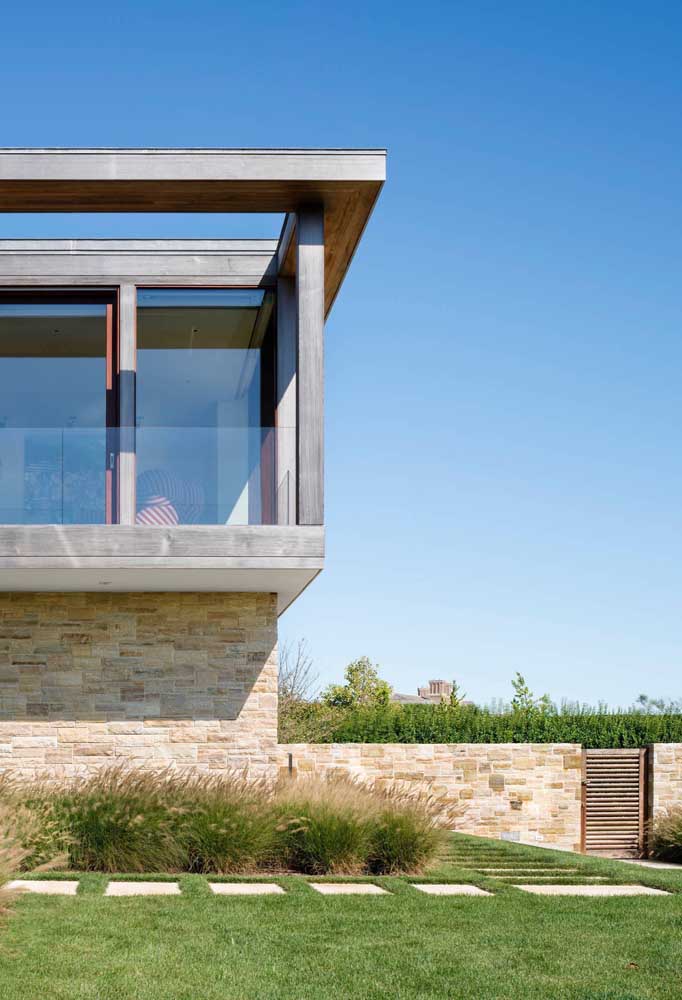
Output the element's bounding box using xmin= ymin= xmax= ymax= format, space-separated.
xmin=0 ymin=148 xmax=386 ymax=315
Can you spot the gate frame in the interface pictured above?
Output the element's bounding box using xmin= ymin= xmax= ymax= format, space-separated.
xmin=580 ymin=746 xmax=650 ymax=858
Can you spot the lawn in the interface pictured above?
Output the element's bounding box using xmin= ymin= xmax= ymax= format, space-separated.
xmin=1 ymin=835 xmax=681 ymax=1000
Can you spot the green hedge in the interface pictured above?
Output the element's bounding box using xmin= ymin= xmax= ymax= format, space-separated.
xmin=282 ymin=703 xmax=682 ymax=747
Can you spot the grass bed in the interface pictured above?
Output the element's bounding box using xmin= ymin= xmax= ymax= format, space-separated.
xmin=1 ymin=768 xmax=453 ymax=877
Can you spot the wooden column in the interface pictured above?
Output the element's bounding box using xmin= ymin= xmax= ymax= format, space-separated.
xmin=276 ymin=275 xmax=297 ymax=525
xmin=118 ymin=283 xmax=136 ymax=525
xmin=296 ymin=208 xmax=324 ymax=525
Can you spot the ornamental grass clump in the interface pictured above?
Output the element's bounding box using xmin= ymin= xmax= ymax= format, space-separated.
xmin=0 ymin=805 xmax=31 ymax=916
xmin=174 ymin=773 xmax=278 ymax=874
xmin=367 ymin=792 xmax=447 ymax=874
xmin=272 ymin=775 xmax=451 ymax=875
xmin=45 ymin=769 xmax=187 ymax=873
xmin=650 ymin=807 xmax=682 ymax=863
xmin=273 ymin=777 xmax=374 ymax=874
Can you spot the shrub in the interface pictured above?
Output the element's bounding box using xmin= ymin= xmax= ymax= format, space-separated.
xmin=289 ymin=702 xmax=682 ymax=747
xmin=650 ymin=808 xmax=682 ymax=862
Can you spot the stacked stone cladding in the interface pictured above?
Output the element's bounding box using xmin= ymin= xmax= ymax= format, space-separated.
xmin=0 ymin=591 xmax=278 ymax=777
xmin=651 ymin=743 xmax=682 ymax=817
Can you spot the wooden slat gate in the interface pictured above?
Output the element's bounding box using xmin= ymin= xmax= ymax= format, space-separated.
xmin=582 ymin=748 xmax=649 ymax=857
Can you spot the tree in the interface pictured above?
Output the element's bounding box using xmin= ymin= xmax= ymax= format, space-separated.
xmin=449 ymin=680 xmax=467 ymax=709
xmin=321 ymin=657 xmax=392 ymax=709
xmin=278 ymin=638 xmax=319 ymax=704
xmin=277 ymin=640 xmax=339 ymax=743
xmin=511 ymin=673 xmax=553 ymax=715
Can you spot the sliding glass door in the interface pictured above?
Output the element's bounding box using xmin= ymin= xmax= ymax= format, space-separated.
xmin=0 ymin=292 xmax=118 ymax=524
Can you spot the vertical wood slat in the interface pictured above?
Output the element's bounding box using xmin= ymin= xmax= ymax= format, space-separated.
xmin=296 ymin=208 xmax=324 ymax=526
xmin=277 ymin=275 xmax=297 ymax=525
xmin=118 ymin=283 xmax=136 ymax=525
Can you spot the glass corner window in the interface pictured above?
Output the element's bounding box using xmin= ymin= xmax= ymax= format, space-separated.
xmin=0 ymin=294 xmax=116 ymax=524
xmin=135 ymin=288 xmax=280 ymax=526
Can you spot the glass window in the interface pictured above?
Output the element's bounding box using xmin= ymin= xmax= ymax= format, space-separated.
xmin=136 ymin=288 xmax=276 ymax=525
xmin=0 ymin=296 xmax=112 ymax=524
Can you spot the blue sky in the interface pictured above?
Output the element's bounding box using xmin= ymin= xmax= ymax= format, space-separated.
xmin=2 ymin=1 xmax=682 ymax=705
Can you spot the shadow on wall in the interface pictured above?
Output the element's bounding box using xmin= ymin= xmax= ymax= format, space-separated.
xmin=0 ymin=591 xmax=277 ymax=723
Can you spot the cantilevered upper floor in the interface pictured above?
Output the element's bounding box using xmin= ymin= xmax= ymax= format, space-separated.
xmin=0 ymin=148 xmax=386 ymax=611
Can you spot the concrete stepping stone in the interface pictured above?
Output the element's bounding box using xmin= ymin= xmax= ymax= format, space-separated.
xmin=621 ymin=859 xmax=682 ymax=870
xmin=7 ymin=879 xmax=79 ymax=896
xmin=475 ymin=868 xmax=578 ymax=873
xmin=105 ymin=881 xmax=181 ymax=896
xmin=514 ymin=884 xmax=670 ymax=896
xmin=413 ymin=884 xmax=492 ymax=896
xmin=308 ymin=882 xmax=389 ymax=895
xmin=209 ymin=883 xmax=285 ymax=895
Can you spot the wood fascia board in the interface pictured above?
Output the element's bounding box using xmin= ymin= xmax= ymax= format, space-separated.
xmin=0 ymin=524 xmax=325 ymax=559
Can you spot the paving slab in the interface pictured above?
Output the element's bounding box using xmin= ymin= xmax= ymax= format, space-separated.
xmin=475 ymin=868 xmax=578 ymax=873
xmin=209 ymin=883 xmax=285 ymax=895
xmin=621 ymin=859 xmax=682 ymax=870
xmin=308 ymin=882 xmax=389 ymax=895
xmin=413 ymin=884 xmax=492 ymax=896
xmin=105 ymin=881 xmax=181 ymax=896
xmin=7 ymin=880 xmax=79 ymax=896
xmin=514 ymin=884 xmax=670 ymax=896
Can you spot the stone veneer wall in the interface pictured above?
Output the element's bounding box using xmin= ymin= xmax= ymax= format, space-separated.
xmin=650 ymin=744 xmax=682 ymax=817
xmin=0 ymin=592 xmax=278 ymax=776
xmin=276 ymin=743 xmax=584 ymax=851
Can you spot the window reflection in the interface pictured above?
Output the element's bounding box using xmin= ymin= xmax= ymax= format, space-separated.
xmin=136 ymin=289 xmax=276 ymax=525
xmin=0 ymin=299 xmax=108 ymax=523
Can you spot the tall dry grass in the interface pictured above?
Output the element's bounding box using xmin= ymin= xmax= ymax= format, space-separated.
xmin=0 ymin=767 xmax=461 ymax=876
xmin=650 ymin=807 xmax=682 ymax=862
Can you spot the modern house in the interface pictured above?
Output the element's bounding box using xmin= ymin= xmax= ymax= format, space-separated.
xmin=0 ymin=148 xmax=385 ymax=774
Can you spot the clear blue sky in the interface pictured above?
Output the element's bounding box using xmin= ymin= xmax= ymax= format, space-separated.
xmin=2 ymin=1 xmax=682 ymax=706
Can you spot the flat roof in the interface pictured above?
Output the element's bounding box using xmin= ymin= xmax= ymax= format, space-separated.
xmin=0 ymin=148 xmax=387 ymax=314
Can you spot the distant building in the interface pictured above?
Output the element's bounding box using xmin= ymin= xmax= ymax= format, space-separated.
xmin=392 ymin=679 xmax=454 ymax=705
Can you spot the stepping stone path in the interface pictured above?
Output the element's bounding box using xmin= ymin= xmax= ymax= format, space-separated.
xmin=209 ymin=883 xmax=285 ymax=895
xmin=8 ymin=880 xmax=79 ymax=895
xmin=514 ymin=884 xmax=670 ymax=896
xmin=413 ymin=884 xmax=492 ymax=896
xmin=309 ymin=883 xmax=389 ymax=895
xmin=105 ymin=881 xmax=181 ymax=896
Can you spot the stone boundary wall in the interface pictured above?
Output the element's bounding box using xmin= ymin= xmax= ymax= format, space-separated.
xmin=651 ymin=744 xmax=682 ymax=817
xmin=275 ymin=743 xmax=584 ymax=852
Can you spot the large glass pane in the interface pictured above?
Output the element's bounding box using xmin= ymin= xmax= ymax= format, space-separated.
xmin=0 ymin=300 xmax=108 ymax=524
xmin=136 ymin=289 xmax=278 ymax=525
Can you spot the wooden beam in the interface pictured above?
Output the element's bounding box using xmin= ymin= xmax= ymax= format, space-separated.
xmin=277 ymin=214 xmax=297 ymax=277
xmin=296 ymin=209 xmax=324 ymax=525
xmin=118 ymin=284 xmax=136 ymax=526
xmin=277 ymin=276 xmax=297 ymax=525
xmin=0 ymin=240 xmax=277 ymax=283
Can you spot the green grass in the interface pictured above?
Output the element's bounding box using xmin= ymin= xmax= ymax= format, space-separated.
xmin=1 ymin=834 xmax=681 ymax=999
